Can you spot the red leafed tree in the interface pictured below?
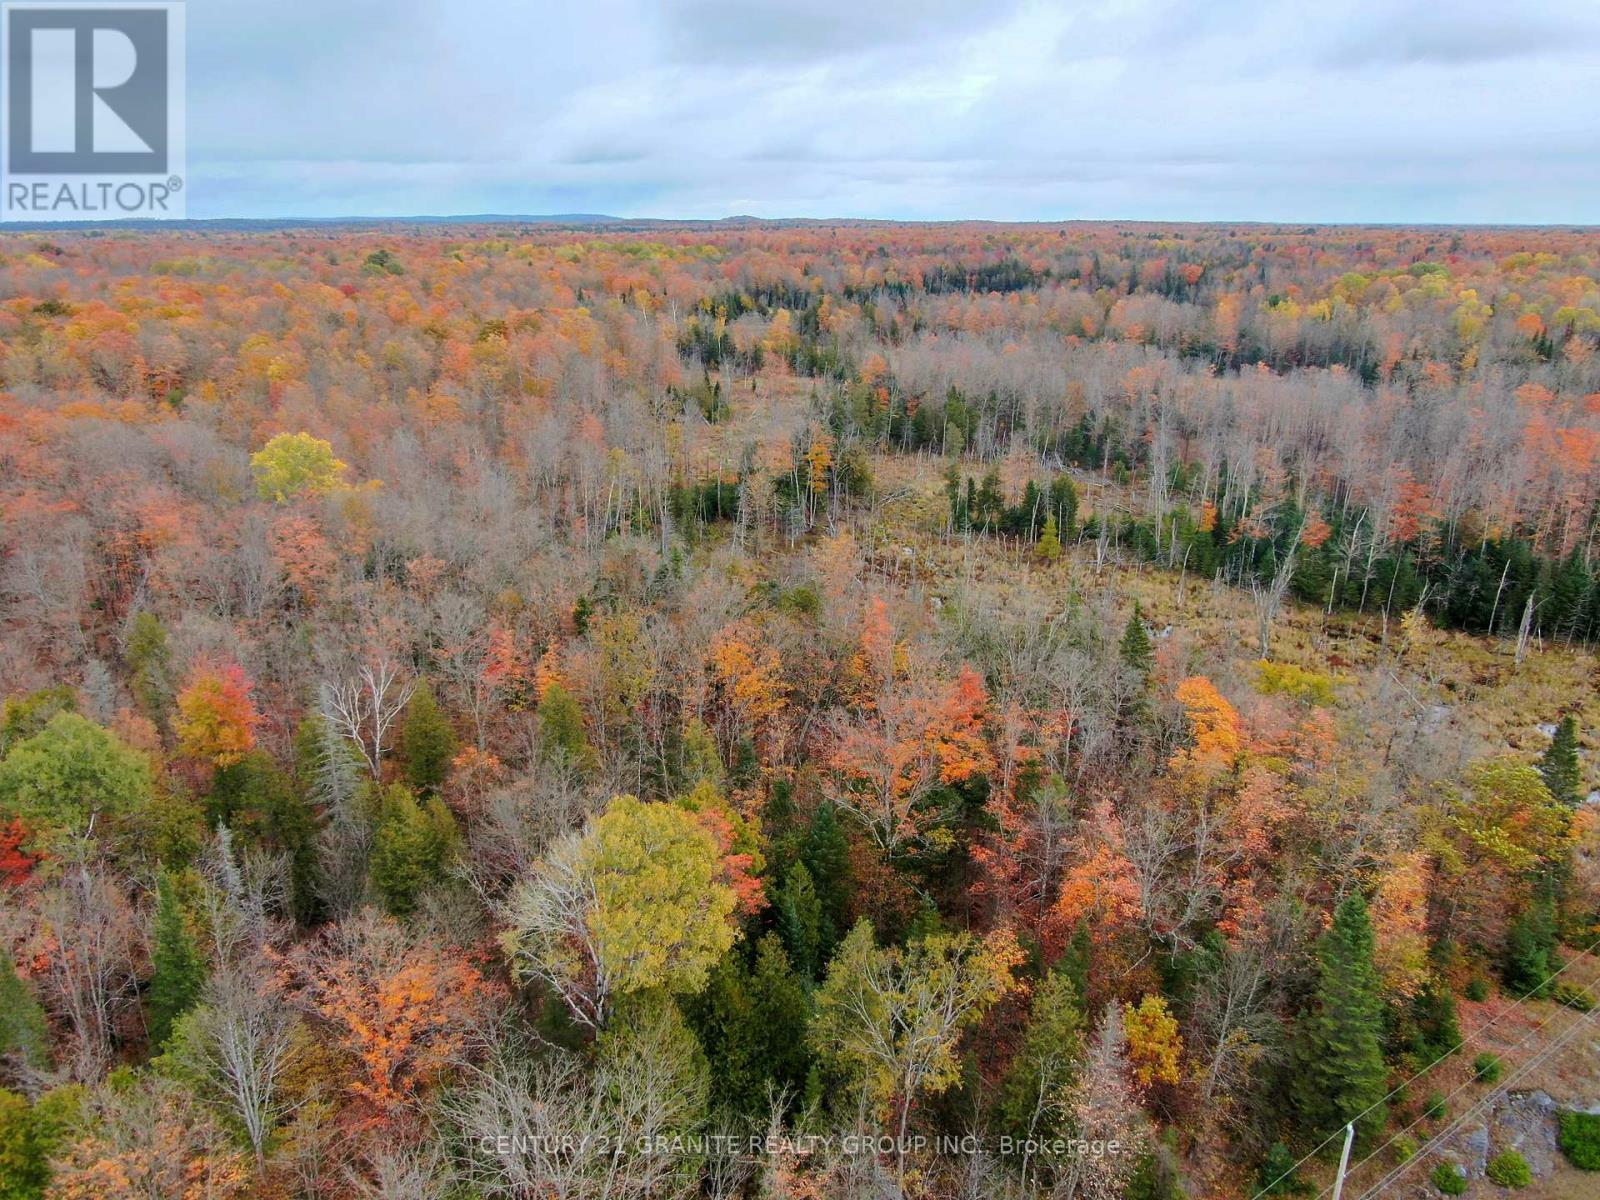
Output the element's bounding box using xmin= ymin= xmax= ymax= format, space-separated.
xmin=0 ymin=818 xmax=41 ymax=887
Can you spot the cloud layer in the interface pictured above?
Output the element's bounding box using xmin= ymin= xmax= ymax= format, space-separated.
xmin=186 ymin=0 xmax=1600 ymax=222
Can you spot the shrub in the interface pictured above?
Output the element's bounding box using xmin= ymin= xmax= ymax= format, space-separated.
xmin=1430 ymin=1162 xmax=1468 ymax=1195
xmin=1486 ymin=1150 xmax=1531 ymax=1188
xmin=1393 ymin=1134 xmax=1419 ymax=1162
xmin=1425 ymin=1091 xmax=1449 ymax=1121
xmin=1552 ymin=982 xmax=1595 ymax=1012
xmin=1465 ymin=977 xmax=1489 ymax=1002
xmin=1474 ymin=1052 xmax=1503 ymax=1083
xmin=1559 ymin=1111 xmax=1600 ymax=1170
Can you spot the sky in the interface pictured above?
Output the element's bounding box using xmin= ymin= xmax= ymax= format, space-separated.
xmin=185 ymin=0 xmax=1600 ymax=223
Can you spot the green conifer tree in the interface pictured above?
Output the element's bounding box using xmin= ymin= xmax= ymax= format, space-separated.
xmin=147 ymin=870 xmax=205 ymax=1049
xmin=801 ymin=802 xmax=851 ymax=949
xmin=1539 ymin=715 xmax=1582 ymax=807
xmin=537 ymin=681 xmax=592 ymax=768
xmin=400 ymin=681 xmax=456 ymax=795
xmin=774 ymin=861 xmax=826 ymax=979
xmin=994 ymin=969 xmax=1084 ymax=1145
xmin=1037 ymin=514 xmax=1063 ymax=562
xmin=1289 ymin=894 xmax=1388 ymax=1146
xmin=369 ymin=784 xmax=458 ymax=917
xmin=1120 ymin=604 xmax=1155 ymax=679
xmin=0 ymin=950 xmax=48 ymax=1069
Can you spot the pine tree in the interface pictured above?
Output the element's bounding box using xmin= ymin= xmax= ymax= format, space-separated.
xmin=1289 ymin=895 xmax=1388 ymax=1146
xmin=1538 ymin=715 xmax=1582 ymax=807
xmin=147 ymin=870 xmax=205 ymax=1049
xmin=400 ymin=681 xmax=456 ymax=795
xmin=994 ymin=969 xmax=1084 ymax=1147
xmin=124 ymin=610 xmax=173 ymax=730
xmin=1049 ymin=475 xmax=1079 ymax=540
xmin=1407 ymin=981 xmax=1463 ymax=1061
xmin=685 ymin=935 xmax=810 ymax=1120
xmin=1503 ymin=898 xmax=1559 ymax=996
xmin=774 ymin=861 xmax=826 ymax=979
xmin=801 ymin=802 xmax=851 ymax=948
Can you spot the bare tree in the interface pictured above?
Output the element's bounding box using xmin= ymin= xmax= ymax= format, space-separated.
xmin=19 ymin=850 xmax=141 ymax=1081
xmin=1249 ymin=521 xmax=1303 ymax=657
xmin=501 ymin=830 xmax=612 ymax=1030
xmin=321 ymin=658 xmax=416 ymax=778
xmin=1053 ymin=1005 xmax=1148 ymax=1200
xmin=185 ymin=958 xmax=302 ymax=1166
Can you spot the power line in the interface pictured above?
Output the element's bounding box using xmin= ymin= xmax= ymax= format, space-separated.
xmin=1352 ymin=1001 xmax=1598 ymax=1199
xmin=1318 ymin=968 xmax=1594 ymax=1199
xmin=1252 ymin=930 xmax=1600 ymax=1200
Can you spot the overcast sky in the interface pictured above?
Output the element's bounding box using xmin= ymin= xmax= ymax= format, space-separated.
xmin=186 ymin=0 xmax=1600 ymax=223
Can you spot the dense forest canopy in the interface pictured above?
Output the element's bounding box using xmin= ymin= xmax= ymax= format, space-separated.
xmin=0 ymin=221 xmax=1596 ymax=1200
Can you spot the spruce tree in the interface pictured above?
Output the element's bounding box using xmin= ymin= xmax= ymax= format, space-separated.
xmin=1120 ymin=605 xmax=1155 ymax=679
xmin=147 ymin=870 xmax=205 ymax=1049
xmin=1289 ymin=894 xmax=1388 ymax=1146
xmin=400 ymin=681 xmax=456 ymax=795
xmin=1538 ymin=715 xmax=1582 ymax=807
xmin=801 ymin=802 xmax=851 ymax=948
xmin=994 ymin=969 xmax=1084 ymax=1144
xmin=773 ymin=861 xmax=826 ymax=979
xmin=1503 ymin=898 xmax=1559 ymax=996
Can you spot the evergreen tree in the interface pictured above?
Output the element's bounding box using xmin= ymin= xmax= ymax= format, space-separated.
xmin=1289 ymin=895 xmax=1388 ymax=1146
xmin=400 ymin=681 xmax=456 ymax=795
xmin=1406 ymin=981 xmax=1463 ymax=1061
xmin=994 ymin=969 xmax=1084 ymax=1146
xmin=1120 ymin=604 xmax=1155 ymax=679
xmin=1503 ymin=898 xmax=1560 ymax=996
xmin=686 ymin=936 xmax=810 ymax=1120
xmin=773 ymin=861 xmax=826 ymax=979
xmin=1049 ymin=475 xmax=1079 ymax=540
xmin=1538 ymin=715 xmax=1582 ymax=807
xmin=801 ymin=802 xmax=851 ymax=945
xmin=369 ymin=784 xmax=458 ymax=917
xmin=1037 ymin=514 xmax=1063 ymax=562
xmin=537 ymin=681 xmax=592 ymax=767
xmin=124 ymin=610 xmax=173 ymax=730
xmin=0 ymin=1086 xmax=79 ymax=1200
xmin=0 ymin=950 xmax=48 ymax=1070
xmin=147 ymin=870 xmax=205 ymax=1049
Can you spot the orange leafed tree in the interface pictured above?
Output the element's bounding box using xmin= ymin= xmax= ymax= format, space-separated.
xmin=827 ymin=663 xmax=993 ymax=853
xmin=175 ymin=662 xmax=262 ymax=768
xmin=1169 ymin=676 xmax=1241 ymax=775
xmin=1051 ymin=799 xmax=1144 ymax=944
xmin=288 ymin=915 xmax=501 ymax=1125
xmin=0 ymin=817 xmax=40 ymax=887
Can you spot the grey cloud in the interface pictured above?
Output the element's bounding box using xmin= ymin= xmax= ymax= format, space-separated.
xmin=175 ymin=0 xmax=1600 ymax=223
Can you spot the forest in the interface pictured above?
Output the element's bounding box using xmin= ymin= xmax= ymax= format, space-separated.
xmin=0 ymin=220 xmax=1597 ymax=1200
